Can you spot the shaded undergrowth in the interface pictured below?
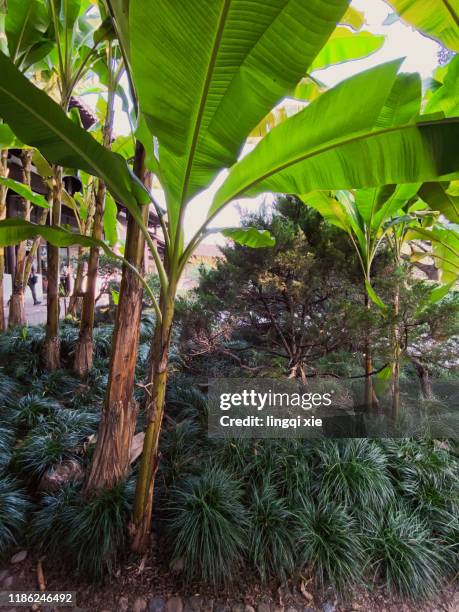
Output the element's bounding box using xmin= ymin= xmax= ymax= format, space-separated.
xmin=0 ymin=319 xmax=457 ymax=600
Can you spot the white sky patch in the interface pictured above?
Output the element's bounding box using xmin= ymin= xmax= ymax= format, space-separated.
xmin=101 ymin=0 xmax=441 ymax=245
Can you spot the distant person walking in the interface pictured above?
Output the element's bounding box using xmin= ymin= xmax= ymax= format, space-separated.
xmin=28 ymin=265 xmax=41 ymax=306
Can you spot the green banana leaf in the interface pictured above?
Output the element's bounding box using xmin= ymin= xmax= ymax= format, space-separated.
xmin=0 ymin=177 xmax=50 ymax=208
xmin=419 ymin=182 xmax=459 ymax=223
xmin=104 ymin=192 xmax=119 ymax=247
xmin=221 ymin=227 xmax=275 ymax=248
xmin=0 ymin=217 xmax=113 ymax=252
xmin=5 ymin=0 xmax=49 ymax=65
xmin=375 ymin=72 xmax=421 ymax=129
xmin=385 ymin=0 xmax=459 ymax=52
xmin=425 ymin=55 xmax=459 ymax=117
xmin=130 ymin=0 xmax=350 ymax=237
xmin=309 ymin=28 xmax=384 ymax=72
xmin=0 ymin=51 xmax=149 ymax=208
xmin=406 ymin=225 xmax=459 ymax=283
xmin=210 ymin=61 xmax=459 ymax=218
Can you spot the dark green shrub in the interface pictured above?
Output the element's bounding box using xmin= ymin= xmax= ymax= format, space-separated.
xmin=166 ymin=466 xmax=247 ymax=586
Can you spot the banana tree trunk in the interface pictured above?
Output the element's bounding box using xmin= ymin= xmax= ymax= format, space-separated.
xmin=131 ymin=290 xmax=175 ymax=553
xmin=74 ymin=85 xmax=115 ymax=377
xmin=73 ymin=179 xmax=105 ymax=376
xmin=67 ymin=247 xmax=85 ymax=317
xmin=8 ymin=150 xmax=32 ymax=327
xmin=43 ymin=165 xmax=63 ymax=370
xmin=85 ymin=141 xmax=150 ymax=493
xmin=0 ymin=149 xmax=8 ymax=332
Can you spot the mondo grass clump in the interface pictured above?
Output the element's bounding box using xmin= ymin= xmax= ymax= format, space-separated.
xmin=7 ymin=394 xmax=61 ymax=431
xmin=31 ymin=480 xmax=133 ymax=579
xmin=248 ymin=482 xmax=296 ymax=582
xmin=0 ymin=426 xmax=15 ymax=469
xmin=314 ymin=439 xmax=395 ymax=512
xmin=295 ymin=500 xmax=364 ymax=594
xmin=166 ymin=466 xmax=248 ymax=586
xmin=0 ymin=476 xmax=29 ymax=556
xmin=13 ymin=409 xmax=97 ymax=483
xmin=366 ymin=506 xmax=450 ymax=599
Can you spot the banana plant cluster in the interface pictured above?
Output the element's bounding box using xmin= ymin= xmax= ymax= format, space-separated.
xmin=0 ymin=0 xmax=457 ymax=552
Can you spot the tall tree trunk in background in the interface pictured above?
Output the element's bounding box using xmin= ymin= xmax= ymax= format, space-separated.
xmin=0 ymin=149 xmax=8 ymax=332
xmin=85 ymin=141 xmax=150 ymax=492
xmin=43 ymin=165 xmax=63 ymax=370
xmin=74 ymin=86 xmax=115 ymax=376
xmin=67 ymin=247 xmax=85 ymax=317
xmin=131 ymin=288 xmax=175 ymax=553
xmin=414 ymin=360 xmax=433 ymax=400
xmin=8 ymin=150 xmax=32 ymax=327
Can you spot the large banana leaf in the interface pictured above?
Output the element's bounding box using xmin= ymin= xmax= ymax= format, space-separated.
xmin=0 ymin=52 xmax=148 ymax=207
xmin=425 ymin=55 xmax=459 ymax=117
xmin=221 ymin=227 xmax=275 ymax=248
xmin=406 ymin=225 xmax=459 ymax=282
xmin=386 ymin=0 xmax=459 ymax=52
xmin=375 ymin=72 xmax=421 ymax=129
xmin=309 ymin=27 xmax=384 ymax=72
xmin=0 ymin=217 xmax=113 ymax=252
xmin=0 ymin=177 xmax=50 ymax=208
xmin=419 ymin=182 xmax=459 ymax=223
xmin=210 ymin=62 xmax=459 ymax=218
xmin=130 ymin=0 xmax=350 ymax=236
xmin=5 ymin=0 xmax=49 ymax=65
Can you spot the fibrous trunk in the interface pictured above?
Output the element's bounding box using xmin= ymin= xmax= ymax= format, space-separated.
xmin=73 ymin=180 xmax=105 ymax=376
xmin=85 ymin=142 xmax=150 ymax=493
xmin=43 ymin=165 xmax=63 ymax=370
xmin=68 ymin=248 xmax=85 ymax=317
xmin=8 ymin=150 xmax=33 ymax=327
xmin=74 ymin=87 xmax=115 ymax=376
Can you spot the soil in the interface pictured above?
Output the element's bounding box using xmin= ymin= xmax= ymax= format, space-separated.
xmin=0 ymin=542 xmax=457 ymax=612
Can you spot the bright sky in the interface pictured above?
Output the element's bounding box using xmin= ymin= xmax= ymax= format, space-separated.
xmin=111 ymin=0 xmax=441 ymax=245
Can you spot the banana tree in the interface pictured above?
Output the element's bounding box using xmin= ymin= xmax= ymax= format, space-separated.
xmin=0 ymin=0 xmax=54 ymax=328
xmin=73 ymin=37 xmax=124 ymax=376
xmin=39 ymin=0 xmax=108 ymax=368
xmin=0 ymin=0 xmax=459 ymax=553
